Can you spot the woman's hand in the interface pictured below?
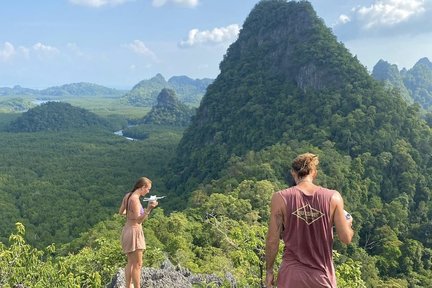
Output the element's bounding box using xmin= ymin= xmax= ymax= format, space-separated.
xmin=148 ymin=200 xmax=158 ymax=210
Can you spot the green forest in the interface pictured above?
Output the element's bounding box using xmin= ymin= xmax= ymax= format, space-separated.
xmin=1 ymin=0 xmax=432 ymax=287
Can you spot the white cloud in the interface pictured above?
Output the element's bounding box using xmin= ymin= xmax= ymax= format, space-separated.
xmin=1 ymin=42 xmax=60 ymax=61
xmin=179 ymin=24 xmax=240 ymax=48
xmin=126 ymin=40 xmax=158 ymax=61
xmin=334 ymin=0 xmax=432 ymax=40
xmin=69 ymin=0 xmax=130 ymax=8
xmin=0 ymin=42 xmax=16 ymax=61
xmin=355 ymin=0 xmax=426 ymax=29
xmin=32 ymin=43 xmax=60 ymax=55
xmin=338 ymin=14 xmax=351 ymax=25
xmin=152 ymin=0 xmax=199 ymax=8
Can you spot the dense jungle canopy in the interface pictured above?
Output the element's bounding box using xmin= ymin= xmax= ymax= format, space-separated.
xmin=0 ymin=1 xmax=431 ymax=287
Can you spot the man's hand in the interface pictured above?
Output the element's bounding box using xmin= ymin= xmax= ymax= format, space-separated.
xmin=265 ymin=270 xmax=274 ymax=288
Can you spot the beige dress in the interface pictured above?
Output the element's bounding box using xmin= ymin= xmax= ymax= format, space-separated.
xmin=121 ymin=196 xmax=146 ymax=253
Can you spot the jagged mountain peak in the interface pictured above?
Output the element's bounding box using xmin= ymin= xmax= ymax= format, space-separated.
xmin=168 ymin=0 xmax=429 ymax=195
xmin=122 ymin=74 xmax=213 ymax=107
xmin=414 ymin=57 xmax=432 ymax=69
xmin=372 ymin=57 xmax=432 ymax=109
xmin=372 ymin=59 xmax=400 ymax=81
xmin=372 ymin=59 xmax=411 ymax=102
xmin=132 ymin=74 xmax=167 ymax=90
xmin=151 ymin=73 xmax=167 ymax=82
xmin=169 ymin=0 xmax=377 ymax=190
xmin=156 ymin=88 xmax=179 ymax=108
xmin=218 ymin=0 xmax=369 ymax=94
xmin=141 ymin=88 xmax=194 ymax=127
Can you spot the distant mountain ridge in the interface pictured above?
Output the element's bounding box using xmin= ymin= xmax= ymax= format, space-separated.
xmin=0 ymin=75 xmax=213 ymax=107
xmin=39 ymin=82 xmax=124 ymax=97
xmin=372 ymin=57 xmax=432 ymax=110
xmin=121 ymin=74 xmax=213 ymax=107
xmin=0 ymin=83 xmax=125 ymax=98
xmin=0 ymin=85 xmax=37 ymax=96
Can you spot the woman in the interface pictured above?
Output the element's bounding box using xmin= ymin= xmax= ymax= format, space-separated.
xmin=118 ymin=177 xmax=158 ymax=288
xmin=265 ymin=153 xmax=354 ymax=287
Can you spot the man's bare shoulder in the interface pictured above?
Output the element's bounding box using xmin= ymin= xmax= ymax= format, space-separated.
xmin=270 ymin=190 xmax=288 ymax=211
xmin=330 ymin=190 xmax=343 ymax=202
xmin=275 ymin=187 xmax=296 ymax=196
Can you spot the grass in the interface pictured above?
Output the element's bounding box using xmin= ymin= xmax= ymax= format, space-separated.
xmin=0 ymin=95 xmax=150 ymax=120
xmin=61 ymin=96 xmax=150 ymax=119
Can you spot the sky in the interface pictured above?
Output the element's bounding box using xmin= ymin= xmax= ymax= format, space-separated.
xmin=1 ymin=0 xmax=431 ymax=89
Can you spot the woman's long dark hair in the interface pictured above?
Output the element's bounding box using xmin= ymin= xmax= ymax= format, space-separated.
xmin=126 ymin=177 xmax=152 ymax=212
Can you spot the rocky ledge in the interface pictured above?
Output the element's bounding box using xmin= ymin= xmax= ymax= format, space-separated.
xmin=107 ymin=259 xmax=237 ymax=288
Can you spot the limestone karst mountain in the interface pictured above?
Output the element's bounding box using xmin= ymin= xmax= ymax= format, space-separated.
xmin=121 ymin=74 xmax=213 ymax=107
xmin=372 ymin=59 xmax=411 ymax=102
xmin=168 ymin=0 xmax=431 ymax=197
xmin=372 ymin=57 xmax=432 ymax=109
xmin=403 ymin=57 xmax=432 ymax=109
xmin=141 ymin=88 xmax=195 ymax=127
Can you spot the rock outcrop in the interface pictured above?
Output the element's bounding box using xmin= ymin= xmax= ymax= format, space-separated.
xmin=107 ymin=259 xmax=236 ymax=288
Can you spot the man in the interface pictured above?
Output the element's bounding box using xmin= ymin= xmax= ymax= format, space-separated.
xmin=265 ymin=153 xmax=353 ymax=287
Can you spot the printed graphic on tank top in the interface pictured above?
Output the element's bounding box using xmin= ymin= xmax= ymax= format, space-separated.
xmin=292 ymin=203 xmax=324 ymax=225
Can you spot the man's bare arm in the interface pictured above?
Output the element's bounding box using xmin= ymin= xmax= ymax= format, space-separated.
xmin=265 ymin=192 xmax=284 ymax=272
xmin=332 ymin=192 xmax=354 ymax=244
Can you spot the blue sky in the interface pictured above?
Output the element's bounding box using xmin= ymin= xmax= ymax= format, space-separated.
xmin=1 ymin=0 xmax=431 ymax=89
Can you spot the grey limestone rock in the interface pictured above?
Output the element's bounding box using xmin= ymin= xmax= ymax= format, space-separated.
xmin=107 ymin=259 xmax=236 ymax=288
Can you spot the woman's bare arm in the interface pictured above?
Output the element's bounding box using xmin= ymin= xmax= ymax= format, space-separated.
xmin=118 ymin=194 xmax=128 ymax=215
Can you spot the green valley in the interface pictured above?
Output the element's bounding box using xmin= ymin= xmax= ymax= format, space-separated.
xmin=1 ymin=1 xmax=432 ymax=287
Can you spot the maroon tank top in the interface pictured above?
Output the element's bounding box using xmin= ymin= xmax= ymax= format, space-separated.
xmin=277 ymin=186 xmax=337 ymax=287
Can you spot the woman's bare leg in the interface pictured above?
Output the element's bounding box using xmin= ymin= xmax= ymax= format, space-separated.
xmin=130 ymin=249 xmax=143 ymax=288
xmin=125 ymin=253 xmax=133 ymax=288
